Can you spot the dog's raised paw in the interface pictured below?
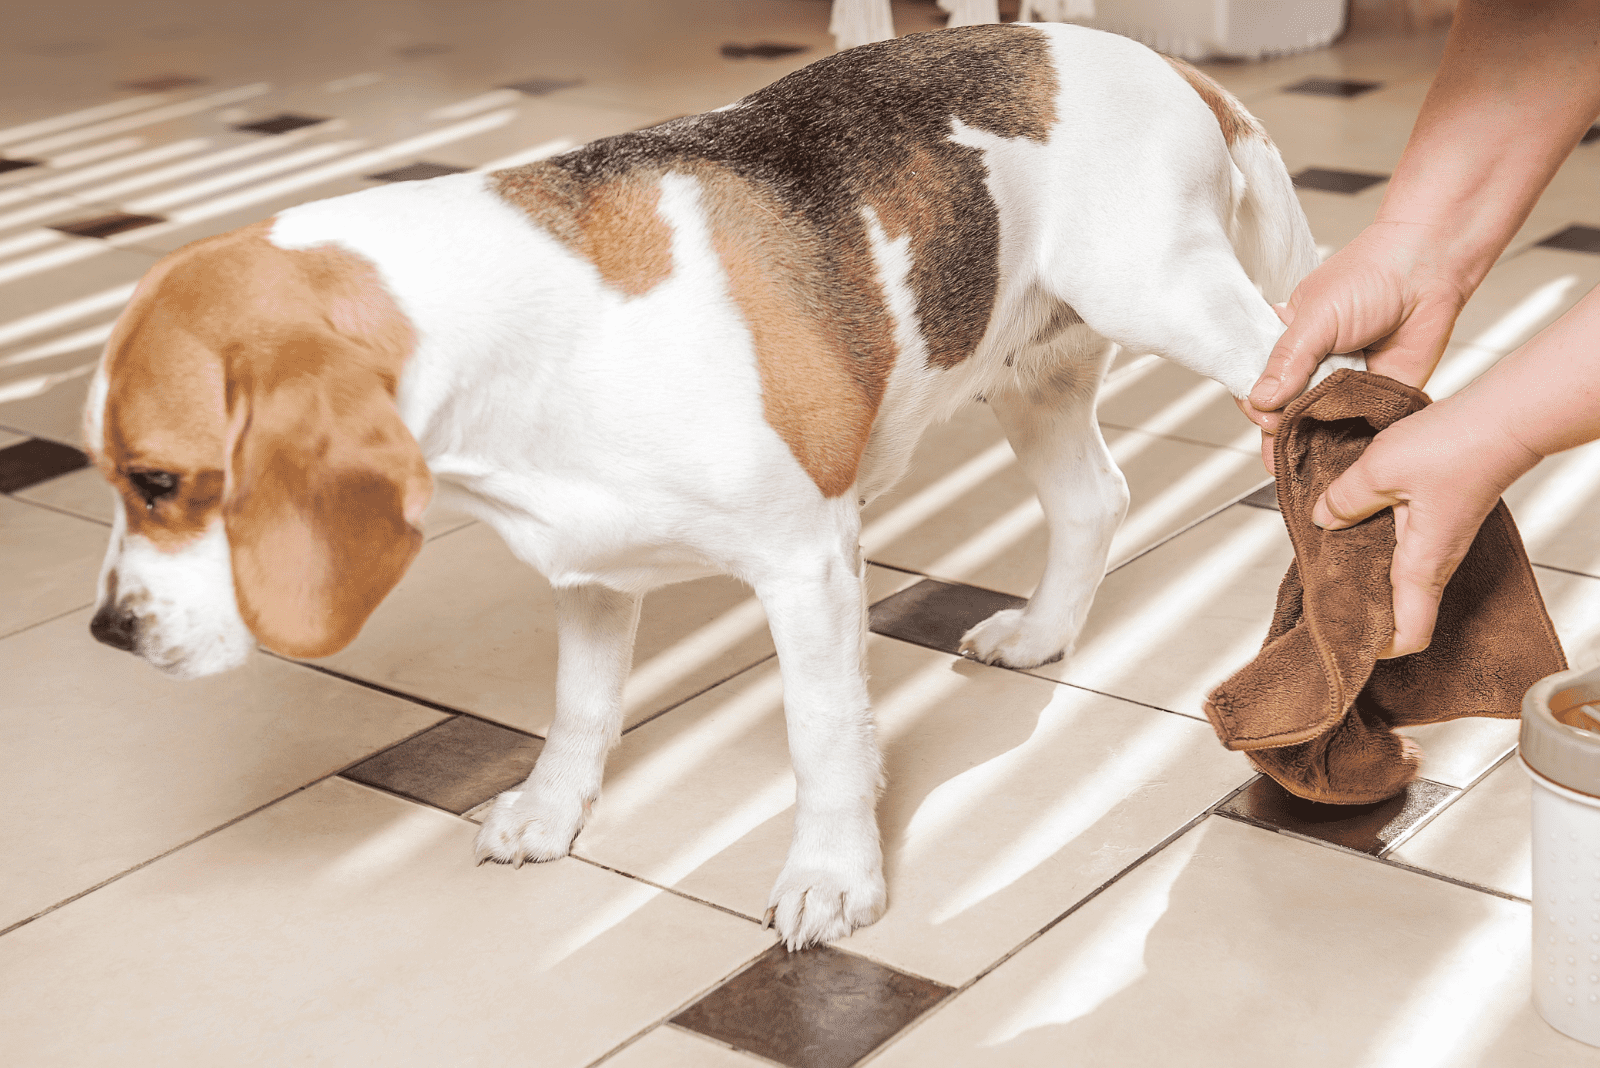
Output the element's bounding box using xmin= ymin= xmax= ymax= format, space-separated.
xmin=765 ymin=866 xmax=887 ymax=951
xmin=472 ymin=790 xmax=585 ymax=868
xmin=958 ymin=608 xmax=1067 ymax=669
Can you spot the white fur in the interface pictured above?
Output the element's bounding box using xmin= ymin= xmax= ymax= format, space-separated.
xmin=96 ymin=516 xmax=255 ymax=679
xmin=96 ymin=23 xmax=1341 ymax=949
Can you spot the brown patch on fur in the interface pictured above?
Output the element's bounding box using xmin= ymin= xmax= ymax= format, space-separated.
xmin=491 ymin=25 xmax=1060 ymax=495
xmin=1161 ymin=56 xmax=1266 ymax=147
xmin=698 ymin=169 xmax=894 ymax=498
xmin=99 ymin=221 xmax=429 ymax=657
xmin=492 ymin=168 xmax=673 ymax=297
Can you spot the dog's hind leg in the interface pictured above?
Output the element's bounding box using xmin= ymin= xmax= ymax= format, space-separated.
xmin=959 ymin=348 xmax=1129 ymax=670
xmin=753 ymin=531 xmax=887 ymax=949
xmin=474 ymin=583 xmax=642 ymax=865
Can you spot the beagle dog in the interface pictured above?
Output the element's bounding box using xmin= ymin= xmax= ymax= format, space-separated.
xmin=85 ymin=24 xmax=1350 ymax=949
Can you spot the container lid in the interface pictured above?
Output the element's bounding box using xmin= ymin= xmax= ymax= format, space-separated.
xmin=1523 ymin=665 xmax=1600 ymax=798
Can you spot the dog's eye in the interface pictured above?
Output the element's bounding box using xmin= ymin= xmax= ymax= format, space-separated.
xmin=128 ymin=469 xmax=179 ymax=508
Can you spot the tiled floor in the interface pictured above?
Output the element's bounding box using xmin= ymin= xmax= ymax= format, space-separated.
xmin=4 ymin=2 xmax=1600 ymax=1065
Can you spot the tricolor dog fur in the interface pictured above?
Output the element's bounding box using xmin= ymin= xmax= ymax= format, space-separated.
xmin=85 ymin=25 xmax=1356 ymax=949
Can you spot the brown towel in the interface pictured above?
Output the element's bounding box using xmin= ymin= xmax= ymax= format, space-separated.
xmin=1204 ymin=369 xmax=1566 ymax=804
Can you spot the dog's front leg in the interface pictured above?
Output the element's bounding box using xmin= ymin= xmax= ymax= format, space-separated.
xmin=756 ymin=550 xmax=887 ymax=949
xmin=475 ymin=583 xmax=642 ymax=866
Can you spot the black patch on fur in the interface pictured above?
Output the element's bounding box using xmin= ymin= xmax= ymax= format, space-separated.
xmin=500 ymin=25 xmax=1057 ymax=372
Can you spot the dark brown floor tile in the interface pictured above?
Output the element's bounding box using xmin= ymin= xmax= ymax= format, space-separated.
xmin=342 ymin=715 xmax=543 ymax=815
xmin=0 ymin=158 xmax=42 ymax=175
xmin=1535 ymin=225 xmax=1600 ymax=255
xmin=367 ymin=161 xmax=469 ymax=183
xmin=1292 ymin=167 xmax=1389 ymax=194
xmin=119 ymin=74 xmax=205 ymax=92
xmin=1218 ymin=774 xmax=1458 ymax=856
xmin=720 ymin=42 xmax=810 ymax=59
xmin=49 ymin=212 xmax=165 ymax=238
xmin=503 ymin=77 xmax=582 ymax=96
xmin=0 ymin=438 xmax=89 ymax=493
xmin=672 ymin=945 xmax=950 ymax=1068
xmin=1240 ymin=480 xmax=1279 ymax=511
xmin=234 ymin=113 xmax=329 ymax=135
xmin=1581 ymin=125 xmax=1599 ymax=145
xmin=1283 ymin=77 xmax=1382 ymax=98
xmin=867 ymin=577 xmax=1026 ymax=656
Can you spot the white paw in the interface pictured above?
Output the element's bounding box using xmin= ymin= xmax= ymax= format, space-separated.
xmin=473 ymin=789 xmax=587 ymax=868
xmin=765 ymin=865 xmax=887 ymax=951
xmin=958 ymin=608 xmax=1068 ymax=669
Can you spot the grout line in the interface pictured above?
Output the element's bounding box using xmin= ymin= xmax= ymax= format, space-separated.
xmin=1098 ymin=420 xmax=1262 ymax=458
xmin=857 ymin=807 xmax=1220 ymax=1065
xmin=0 ymin=599 xmax=96 ymax=643
xmin=267 ymin=654 xmax=488 ymax=721
xmin=1374 ymin=747 xmax=1516 ymax=858
xmin=620 ymin=653 xmax=777 ymax=736
xmin=2 ymin=490 xmax=110 ymax=526
xmin=0 ymin=718 xmax=430 ymax=940
xmin=585 ymin=943 xmax=783 ymax=1068
xmin=1532 ymin=560 xmax=1600 ymax=581
xmin=569 ymin=854 xmax=764 ymax=927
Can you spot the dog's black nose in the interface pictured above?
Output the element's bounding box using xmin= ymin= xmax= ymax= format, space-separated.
xmin=90 ymin=605 xmax=139 ymax=652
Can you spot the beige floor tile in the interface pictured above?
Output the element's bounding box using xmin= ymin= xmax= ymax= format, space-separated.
xmin=861 ymin=402 xmax=1267 ymax=597
xmin=0 ymin=426 xmax=26 ymax=448
xmin=1295 ymin=181 xmax=1389 ymax=252
xmin=1245 ymin=91 xmax=1419 ymax=176
xmin=1393 ymin=717 xmax=1520 ymax=790
xmin=318 ymin=526 xmax=913 ymax=736
xmin=1536 ymin=566 xmax=1600 ymax=675
xmin=1506 ymin=439 xmax=1600 ymax=578
xmin=607 ymin=1026 xmax=771 ymax=1068
xmin=1443 ymin=248 xmax=1600 ymax=370
xmin=576 ymin=636 xmax=1253 ymax=985
xmin=11 ymin=466 xmax=111 ymax=524
xmin=870 ymin=817 xmax=1600 ymax=1068
xmin=0 ymin=609 xmax=446 ymax=929
xmin=1390 ymin=759 xmax=1532 ymax=900
xmin=1196 ymin=25 xmax=1449 ymax=103
xmin=0 ymin=777 xmax=771 ymax=1067
xmin=1096 ymin=357 xmax=1261 ymax=453
xmin=0 ymin=495 xmax=105 ymax=638
xmin=0 ymin=243 xmax=160 ymax=443
xmin=1024 ymin=504 xmax=1292 ymax=718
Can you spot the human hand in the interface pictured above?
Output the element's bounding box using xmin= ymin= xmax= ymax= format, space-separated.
xmin=1309 ymin=398 xmax=1540 ymax=658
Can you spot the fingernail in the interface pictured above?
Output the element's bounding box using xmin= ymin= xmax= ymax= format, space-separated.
xmin=1251 ymin=376 xmax=1280 ymax=406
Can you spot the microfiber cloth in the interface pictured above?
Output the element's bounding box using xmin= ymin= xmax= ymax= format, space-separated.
xmin=1204 ymin=369 xmax=1566 ymax=804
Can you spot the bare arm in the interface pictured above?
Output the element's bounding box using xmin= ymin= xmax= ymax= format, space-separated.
xmin=1315 ymin=280 xmax=1600 ymax=657
xmin=1243 ymin=0 xmax=1600 ymax=429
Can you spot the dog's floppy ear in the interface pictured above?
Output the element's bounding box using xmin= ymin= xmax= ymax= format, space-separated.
xmin=223 ymin=332 xmax=431 ymax=659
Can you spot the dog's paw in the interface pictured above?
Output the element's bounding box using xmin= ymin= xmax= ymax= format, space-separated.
xmin=958 ymin=608 xmax=1067 ymax=669
xmin=473 ymin=789 xmax=586 ymax=868
xmin=764 ymin=865 xmax=887 ymax=950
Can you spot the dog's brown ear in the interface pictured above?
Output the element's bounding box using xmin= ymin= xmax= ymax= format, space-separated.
xmin=223 ymin=334 xmax=431 ymax=658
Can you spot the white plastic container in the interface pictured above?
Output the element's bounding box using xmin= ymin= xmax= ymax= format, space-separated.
xmin=1522 ymin=666 xmax=1600 ymax=1048
xmin=1076 ymin=0 xmax=1346 ymax=60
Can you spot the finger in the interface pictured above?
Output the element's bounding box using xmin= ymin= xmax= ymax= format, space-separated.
xmin=1379 ymin=530 xmax=1459 ymax=659
xmin=1232 ymin=396 xmax=1283 ymax=434
xmin=1250 ymin=301 xmax=1342 ymax=411
xmin=1259 ymin=429 xmax=1275 ymax=476
xmin=1312 ymin=460 xmax=1394 ymax=530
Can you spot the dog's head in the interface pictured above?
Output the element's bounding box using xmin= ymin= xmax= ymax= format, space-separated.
xmin=86 ymin=222 xmax=431 ymax=678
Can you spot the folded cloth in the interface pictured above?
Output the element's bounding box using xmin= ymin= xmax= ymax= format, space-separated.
xmin=1204 ymin=369 xmax=1566 ymax=804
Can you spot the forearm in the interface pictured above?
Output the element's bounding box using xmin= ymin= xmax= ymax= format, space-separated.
xmin=1444 ymin=281 xmax=1600 ymax=460
xmin=1375 ymin=0 xmax=1600 ymax=294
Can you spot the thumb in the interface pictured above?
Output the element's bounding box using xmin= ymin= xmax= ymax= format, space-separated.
xmin=1312 ymin=457 xmax=1396 ymax=530
xmin=1251 ymin=300 xmax=1342 ymax=412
